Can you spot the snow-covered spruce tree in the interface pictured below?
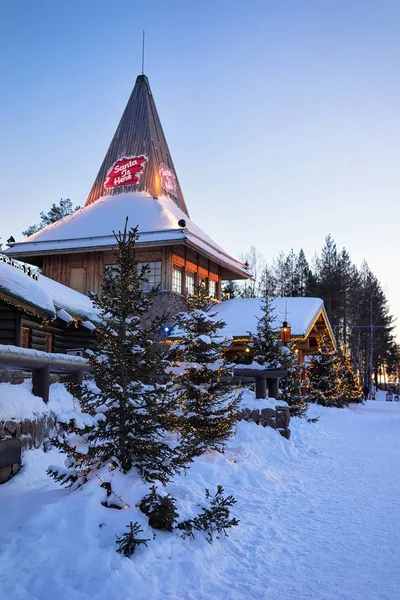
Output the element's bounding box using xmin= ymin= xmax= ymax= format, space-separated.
xmin=279 ymin=346 xmax=308 ymax=417
xmin=170 ymin=284 xmax=241 ymax=459
xmin=48 ymin=219 xmax=183 ymax=490
xmin=303 ymin=331 xmax=344 ymax=407
xmin=337 ymin=353 xmax=364 ymax=404
xmin=249 ymin=297 xmax=282 ymax=368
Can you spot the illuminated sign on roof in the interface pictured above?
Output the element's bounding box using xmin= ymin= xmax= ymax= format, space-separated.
xmin=104 ymin=156 xmax=148 ymax=190
xmin=159 ymin=163 xmax=178 ymax=198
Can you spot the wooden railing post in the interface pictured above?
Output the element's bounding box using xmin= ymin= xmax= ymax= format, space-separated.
xmin=255 ymin=376 xmax=267 ymax=399
xmin=32 ymin=366 xmax=50 ymax=403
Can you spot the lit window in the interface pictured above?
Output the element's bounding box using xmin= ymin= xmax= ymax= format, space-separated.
xmin=209 ymin=280 xmax=217 ymax=299
xmin=22 ymin=327 xmax=30 ymax=349
xmin=138 ymin=262 xmax=162 ymax=291
xmin=44 ymin=332 xmax=53 ymax=353
xmin=186 ymin=272 xmax=195 ymax=295
xmin=172 ymin=267 xmax=183 ymax=293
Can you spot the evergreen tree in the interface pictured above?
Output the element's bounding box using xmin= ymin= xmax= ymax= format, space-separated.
xmin=303 ymin=331 xmax=345 ymax=407
xmin=222 ymin=280 xmax=240 ymax=299
xmin=249 ymin=297 xmax=282 ymax=368
xmin=48 ymin=220 xmax=183 ymax=490
xmin=23 ymin=198 xmax=80 ymax=236
xmin=337 ymin=353 xmax=364 ymax=404
xmin=279 ymin=347 xmax=308 ymax=417
xmin=170 ymin=285 xmax=241 ymax=458
xmin=296 ymin=249 xmax=316 ymax=297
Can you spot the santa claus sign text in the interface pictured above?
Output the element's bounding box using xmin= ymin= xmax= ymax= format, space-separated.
xmin=104 ymin=156 xmax=148 ymax=190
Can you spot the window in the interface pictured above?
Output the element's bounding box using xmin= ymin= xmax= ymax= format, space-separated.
xmin=172 ymin=267 xmax=183 ymax=293
xmin=186 ymin=272 xmax=195 ymax=295
xmin=138 ymin=261 xmax=162 ymax=291
xmin=104 ymin=262 xmax=162 ymax=292
xmin=44 ymin=332 xmax=53 ymax=353
xmin=22 ymin=327 xmax=30 ymax=349
xmin=209 ymin=280 xmax=218 ymax=299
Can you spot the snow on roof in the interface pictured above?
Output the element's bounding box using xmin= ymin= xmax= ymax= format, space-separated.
xmin=0 ymin=255 xmax=97 ymax=324
xmin=0 ymin=259 xmax=55 ymax=318
xmin=209 ymin=297 xmax=326 ymax=338
xmin=38 ymin=274 xmax=99 ymax=323
xmin=7 ymin=192 xmax=250 ymax=278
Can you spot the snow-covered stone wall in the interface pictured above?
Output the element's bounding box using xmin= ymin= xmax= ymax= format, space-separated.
xmin=240 ymin=390 xmax=291 ymax=438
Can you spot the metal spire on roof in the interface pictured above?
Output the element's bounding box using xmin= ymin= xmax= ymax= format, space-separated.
xmin=141 ymin=30 xmax=145 ymax=75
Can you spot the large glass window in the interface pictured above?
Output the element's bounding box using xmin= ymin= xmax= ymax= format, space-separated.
xmin=209 ymin=279 xmax=217 ymax=299
xmin=186 ymin=272 xmax=195 ymax=295
xmin=172 ymin=267 xmax=183 ymax=293
xmin=104 ymin=262 xmax=162 ymax=292
xmin=138 ymin=261 xmax=162 ymax=291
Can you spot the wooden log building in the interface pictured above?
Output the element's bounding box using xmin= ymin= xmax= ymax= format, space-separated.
xmin=6 ymin=74 xmax=251 ymax=322
xmin=0 ymin=255 xmax=97 ymax=354
xmin=208 ymin=297 xmax=337 ymax=363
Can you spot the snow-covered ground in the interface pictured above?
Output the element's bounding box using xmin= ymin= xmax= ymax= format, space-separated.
xmin=1 ymin=391 xmax=400 ymax=600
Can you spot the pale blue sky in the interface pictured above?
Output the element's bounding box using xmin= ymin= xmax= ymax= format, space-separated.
xmin=1 ymin=1 xmax=399 ymax=332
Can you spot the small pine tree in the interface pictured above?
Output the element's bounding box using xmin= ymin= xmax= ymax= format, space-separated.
xmin=303 ymin=331 xmax=344 ymax=407
xmin=170 ymin=285 xmax=241 ymax=459
xmin=249 ymin=297 xmax=282 ymax=368
xmin=337 ymin=353 xmax=364 ymax=404
xmin=279 ymin=346 xmax=308 ymax=417
xmin=177 ymin=485 xmax=239 ymax=543
xmin=139 ymin=486 xmax=179 ymax=531
xmin=115 ymin=522 xmax=150 ymax=557
xmin=48 ymin=219 xmax=183 ymax=490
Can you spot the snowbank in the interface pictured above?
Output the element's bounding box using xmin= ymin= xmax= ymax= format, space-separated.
xmin=0 ymin=381 xmax=74 ymax=421
xmin=1 ymin=399 xmax=400 ymax=599
xmin=240 ymin=387 xmax=288 ymax=410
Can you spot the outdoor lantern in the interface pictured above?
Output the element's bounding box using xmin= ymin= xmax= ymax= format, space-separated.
xmin=280 ymin=321 xmax=291 ymax=344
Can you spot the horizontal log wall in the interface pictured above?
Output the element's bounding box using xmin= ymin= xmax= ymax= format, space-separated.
xmin=0 ymin=303 xmax=19 ymax=346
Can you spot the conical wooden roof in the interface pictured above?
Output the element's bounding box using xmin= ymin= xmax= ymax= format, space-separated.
xmin=85 ymin=74 xmax=189 ymax=216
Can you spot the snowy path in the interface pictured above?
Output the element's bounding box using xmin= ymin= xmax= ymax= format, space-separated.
xmin=1 ymin=400 xmax=400 ymax=600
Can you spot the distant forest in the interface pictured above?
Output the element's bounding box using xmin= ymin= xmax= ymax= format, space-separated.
xmin=224 ymin=235 xmax=398 ymax=387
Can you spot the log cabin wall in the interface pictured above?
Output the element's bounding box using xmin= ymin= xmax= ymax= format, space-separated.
xmin=42 ymin=245 xmax=223 ymax=300
xmin=21 ymin=316 xmax=96 ymax=354
xmin=0 ymin=301 xmax=21 ymax=346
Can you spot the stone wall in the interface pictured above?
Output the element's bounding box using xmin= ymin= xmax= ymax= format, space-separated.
xmin=143 ymin=290 xmax=187 ymax=332
xmin=0 ymin=438 xmax=21 ymax=484
xmin=241 ymin=405 xmax=291 ymax=439
xmin=0 ymin=369 xmax=27 ymax=385
xmin=0 ymin=414 xmax=56 ymax=451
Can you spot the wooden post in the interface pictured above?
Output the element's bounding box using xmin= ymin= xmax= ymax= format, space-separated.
xmin=255 ymin=376 xmax=267 ymax=399
xmin=71 ymin=369 xmax=84 ymax=385
xmin=32 ymin=366 xmax=50 ymax=403
xmin=267 ymin=378 xmax=279 ymax=399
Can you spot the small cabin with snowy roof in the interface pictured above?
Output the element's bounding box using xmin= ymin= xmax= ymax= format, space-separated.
xmin=209 ymin=297 xmax=336 ymax=363
xmin=0 ymin=255 xmax=97 ymax=354
xmin=6 ymin=74 xmax=251 ymax=323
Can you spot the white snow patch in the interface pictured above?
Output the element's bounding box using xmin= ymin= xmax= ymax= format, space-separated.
xmin=0 ymin=398 xmax=399 ymax=599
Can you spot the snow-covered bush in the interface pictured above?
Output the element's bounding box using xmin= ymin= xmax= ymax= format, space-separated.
xmin=177 ymin=485 xmax=239 ymax=543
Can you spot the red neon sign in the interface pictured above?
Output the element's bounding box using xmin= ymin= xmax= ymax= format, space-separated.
xmin=104 ymin=156 xmax=147 ymax=190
